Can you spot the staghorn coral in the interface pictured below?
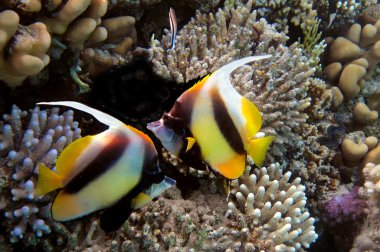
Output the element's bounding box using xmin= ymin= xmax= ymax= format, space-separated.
xmin=227 ymin=161 xmax=318 ymax=251
xmin=0 ymin=105 xmax=82 ymax=250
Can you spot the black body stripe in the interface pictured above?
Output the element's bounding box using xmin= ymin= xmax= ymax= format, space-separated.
xmin=210 ymin=87 xmax=245 ymax=154
xmin=64 ymin=133 xmax=130 ymax=194
xmin=170 ymin=91 xmax=196 ymax=125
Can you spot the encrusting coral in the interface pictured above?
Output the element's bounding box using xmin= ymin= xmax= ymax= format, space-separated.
xmin=0 ymin=105 xmax=82 ymax=250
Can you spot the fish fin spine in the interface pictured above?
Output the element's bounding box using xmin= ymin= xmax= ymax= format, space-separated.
xmin=246 ymin=135 xmax=275 ymax=167
xmin=35 ymin=163 xmax=63 ymax=196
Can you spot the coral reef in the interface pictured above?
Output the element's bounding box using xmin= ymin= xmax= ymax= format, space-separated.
xmin=0 ymin=105 xmax=82 ymax=249
xmin=5 ymin=0 xmax=380 ymax=251
xmin=227 ymin=161 xmax=318 ymax=251
xmin=349 ymin=163 xmax=380 ymax=252
xmin=0 ymin=0 xmax=137 ymax=88
xmin=245 ymin=0 xmax=318 ymax=34
xmin=0 ymin=10 xmax=51 ymax=87
xmin=151 ymin=0 xmax=338 ymax=199
xmin=322 ymin=186 xmax=366 ymax=225
xmin=84 ymin=161 xmax=317 ymax=251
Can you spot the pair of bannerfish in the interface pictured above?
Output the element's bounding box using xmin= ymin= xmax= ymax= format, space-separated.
xmin=35 ymin=55 xmax=274 ymax=232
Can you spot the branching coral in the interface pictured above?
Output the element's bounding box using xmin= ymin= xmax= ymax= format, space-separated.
xmin=242 ymin=0 xmax=318 ymax=34
xmin=0 ymin=105 xmax=81 ymax=249
xmin=227 ymin=161 xmax=318 ymax=251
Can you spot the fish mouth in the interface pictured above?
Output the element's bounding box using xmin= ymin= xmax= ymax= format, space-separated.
xmin=163 ymin=176 xmax=176 ymax=186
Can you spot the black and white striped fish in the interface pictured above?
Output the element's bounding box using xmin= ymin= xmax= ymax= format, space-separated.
xmin=35 ymin=101 xmax=175 ymax=232
xmin=147 ymin=56 xmax=274 ymax=179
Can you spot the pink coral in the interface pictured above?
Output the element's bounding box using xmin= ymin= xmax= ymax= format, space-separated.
xmin=324 ymin=187 xmax=367 ymax=224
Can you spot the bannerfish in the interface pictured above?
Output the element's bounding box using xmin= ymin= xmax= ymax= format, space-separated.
xmin=167 ymin=7 xmax=177 ymax=51
xmin=35 ymin=101 xmax=175 ymax=232
xmin=147 ymin=55 xmax=275 ymax=180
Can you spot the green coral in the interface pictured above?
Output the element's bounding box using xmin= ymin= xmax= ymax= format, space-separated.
xmin=299 ymin=18 xmax=326 ymax=72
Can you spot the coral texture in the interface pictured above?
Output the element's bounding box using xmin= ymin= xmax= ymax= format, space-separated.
xmin=0 ymin=105 xmax=81 ymax=249
xmin=349 ymin=163 xmax=380 ymax=252
xmin=227 ymin=161 xmax=318 ymax=251
xmin=323 ymin=186 xmax=366 ymax=225
xmin=81 ymin=162 xmax=317 ymax=251
xmin=0 ymin=0 xmax=137 ymax=87
xmin=0 ymin=10 xmax=51 ymax=87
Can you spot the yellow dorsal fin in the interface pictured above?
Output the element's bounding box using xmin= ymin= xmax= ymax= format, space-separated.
xmin=211 ymin=154 xmax=246 ymax=179
xmin=247 ymin=136 xmax=275 ymax=167
xmin=35 ymin=163 xmax=64 ymax=196
xmin=55 ymin=135 xmax=94 ymax=177
xmin=241 ymin=96 xmax=262 ymax=137
xmin=185 ymin=137 xmax=196 ymax=152
xmin=186 ymin=74 xmax=211 ymax=94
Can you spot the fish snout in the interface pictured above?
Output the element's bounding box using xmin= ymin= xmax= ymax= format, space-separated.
xmin=147 ymin=120 xmax=162 ymax=132
xmin=163 ymin=176 xmax=176 ymax=186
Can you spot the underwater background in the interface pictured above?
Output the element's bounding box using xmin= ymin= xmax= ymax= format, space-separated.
xmin=1 ymin=0 xmax=380 ymax=251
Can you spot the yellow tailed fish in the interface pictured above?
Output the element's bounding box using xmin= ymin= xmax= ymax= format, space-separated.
xmin=35 ymin=101 xmax=175 ymax=232
xmin=147 ymin=55 xmax=274 ymax=179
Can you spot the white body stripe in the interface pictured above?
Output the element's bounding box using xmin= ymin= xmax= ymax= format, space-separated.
xmin=195 ymin=55 xmax=270 ymax=140
xmin=64 ymin=138 xmax=145 ymax=219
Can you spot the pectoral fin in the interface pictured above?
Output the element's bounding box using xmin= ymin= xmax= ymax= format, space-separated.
xmin=185 ymin=137 xmax=196 ymax=152
xmin=241 ymin=96 xmax=262 ymax=137
xmin=246 ymin=135 xmax=275 ymax=167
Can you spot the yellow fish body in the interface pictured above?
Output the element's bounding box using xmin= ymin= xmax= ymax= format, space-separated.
xmin=147 ymin=56 xmax=274 ymax=179
xmin=35 ymin=101 xmax=175 ymax=232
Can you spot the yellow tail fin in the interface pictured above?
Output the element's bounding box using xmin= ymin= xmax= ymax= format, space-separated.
xmin=35 ymin=163 xmax=64 ymax=196
xmin=246 ymin=135 xmax=275 ymax=167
